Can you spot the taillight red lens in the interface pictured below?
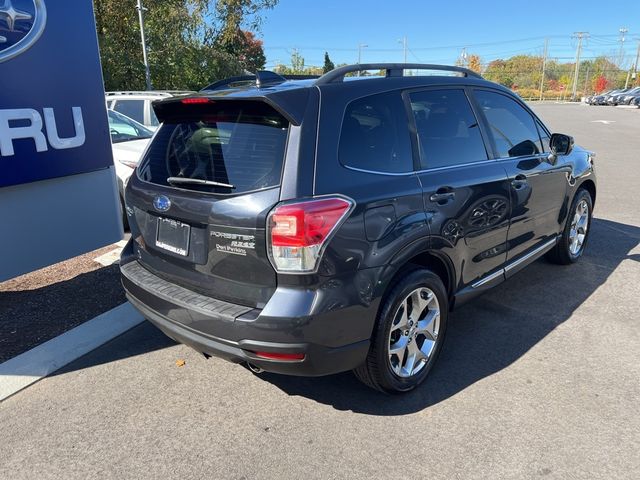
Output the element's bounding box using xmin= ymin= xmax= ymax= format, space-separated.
xmin=267 ymin=197 xmax=354 ymax=273
xmin=271 ymin=198 xmax=352 ymax=247
xmin=181 ymin=97 xmax=211 ymax=104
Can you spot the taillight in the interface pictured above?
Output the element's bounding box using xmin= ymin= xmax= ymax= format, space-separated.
xmin=267 ymin=196 xmax=354 ymax=273
xmin=180 ymin=97 xmax=211 ymax=104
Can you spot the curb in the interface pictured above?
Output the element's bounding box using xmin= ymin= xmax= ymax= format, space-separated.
xmin=0 ymin=302 xmax=144 ymax=402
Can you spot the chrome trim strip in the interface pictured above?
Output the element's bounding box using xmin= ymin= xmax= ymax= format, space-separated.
xmin=471 ymin=237 xmax=559 ymax=289
xmin=342 ymin=159 xmax=499 ymax=177
xmin=504 ymin=237 xmax=558 ymax=273
xmin=471 ymin=269 xmax=505 ymax=289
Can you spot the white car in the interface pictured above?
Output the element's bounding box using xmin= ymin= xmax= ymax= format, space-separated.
xmin=106 ymin=91 xmax=192 ymax=130
xmin=108 ymin=109 xmax=153 ymax=226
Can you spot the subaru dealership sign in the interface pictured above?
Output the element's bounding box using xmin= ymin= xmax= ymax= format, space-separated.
xmin=0 ymin=0 xmax=122 ymax=280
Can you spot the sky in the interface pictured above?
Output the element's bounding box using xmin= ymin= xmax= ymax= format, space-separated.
xmin=258 ymin=0 xmax=640 ymax=69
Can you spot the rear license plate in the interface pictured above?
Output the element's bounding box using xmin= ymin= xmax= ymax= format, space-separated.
xmin=156 ymin=217 xmax=190 ymax=256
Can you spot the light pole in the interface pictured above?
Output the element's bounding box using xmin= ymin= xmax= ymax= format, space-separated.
xmin=357 ymin=43 xmax=368 ymax=76
xmin=618 ymin=27 xmax=628 ymax=67
xmin=398 ymin=37 xmax=407 ymax=63
xmin=136 ymin=0 xmax=152 ymax=90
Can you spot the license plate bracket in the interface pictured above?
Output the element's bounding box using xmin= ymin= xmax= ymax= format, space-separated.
xmin=156 ymin=217 xmax=190 ymax=256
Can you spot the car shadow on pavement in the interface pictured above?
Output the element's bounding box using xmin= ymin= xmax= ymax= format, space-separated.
xmin=260 ymin=218 xmax=640 ymax=415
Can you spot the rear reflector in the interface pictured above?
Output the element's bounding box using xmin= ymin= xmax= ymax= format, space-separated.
xmin=267 ymin=196 xmax=354 ymax=273
xmin=253 ymin=351 xmax=305 ymax=361
xmin=180 ymin=97 xmax=211 ymax=104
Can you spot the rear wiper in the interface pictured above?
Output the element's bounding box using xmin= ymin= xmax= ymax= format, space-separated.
xmin=167 ymin=177 xmax=235 ymax=189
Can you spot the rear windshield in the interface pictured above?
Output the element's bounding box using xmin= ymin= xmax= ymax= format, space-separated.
xmin=137 ymin=101 xmax=289 ymax=194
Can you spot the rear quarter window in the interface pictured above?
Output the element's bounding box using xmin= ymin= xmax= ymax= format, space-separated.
xmin=338 ymin=90 xmax=414 ymax=173
xmin=137 ymin=101 xmax=289 ymax=194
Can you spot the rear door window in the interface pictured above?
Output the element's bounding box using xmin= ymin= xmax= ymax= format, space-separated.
xmin=474 ymin=90 xmax=543 ymax=158
xmin=137 ymin=101 xmax=289 ymax=194
xmin=338 ymin=91 xmax=414 ymax=173
xmin=114 ymin=99 xmax=145 ymax=124
xmin=409 ymin=89 xmax=488 ymax=169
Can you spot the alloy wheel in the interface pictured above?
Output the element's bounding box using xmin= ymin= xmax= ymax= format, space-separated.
xmin=387 ymin=287 xmax=440 ymax=378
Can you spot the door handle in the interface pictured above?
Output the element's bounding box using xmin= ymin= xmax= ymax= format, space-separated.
xmin=511 ymin=175 xmax=528 ymax=190
xmin=430 ymin=188 xmax=456 ymax=203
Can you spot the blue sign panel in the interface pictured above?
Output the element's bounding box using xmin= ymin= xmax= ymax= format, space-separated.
xmin=0 ymin=0 xmax=113 ymax=187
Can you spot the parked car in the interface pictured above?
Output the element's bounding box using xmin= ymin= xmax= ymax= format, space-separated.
xmin=120 ymin=64 xmax=597 ymax=393
xmin=108 ymin=109 xmax=153 ymax=226
xmin=618 ymin=87 xmax=640 ymax=105
xmin=606 ymin=88 xmax=631 ymax=105
xmin=106 ymin=91 xmax=193 ymax=130
xmin=633 ymin=96 xmax=640 ymax=108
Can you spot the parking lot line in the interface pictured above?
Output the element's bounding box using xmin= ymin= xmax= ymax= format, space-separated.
xmin=0 ymin=302 xmax=144 ymax=401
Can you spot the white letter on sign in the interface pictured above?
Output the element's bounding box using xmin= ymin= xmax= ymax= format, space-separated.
xmin=43 ymin=107 xmax=85 ymax=150
xmin=0 ymin=109 xmax=48 ymax=156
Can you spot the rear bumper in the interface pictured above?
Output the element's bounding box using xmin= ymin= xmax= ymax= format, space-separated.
xmin=120 ymin=242 xmax=377 ymax=376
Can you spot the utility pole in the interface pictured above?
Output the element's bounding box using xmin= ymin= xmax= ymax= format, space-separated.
xmin=583 ymin=64 xmax=590 ymax=95
xmin=136 ymin=0 xmax=152 ymax=90
xmin=618 ymin=27 xmax=628 ymax=67
xmin=539 ymin=38 xmax=548 ymax=101
xmin=357 ymin=43 xmax=368 ymax=76
xmin=624 ymin=38 xmax=640 ymax=88
xmin=571 ymin=32 xmax=588 ymax=101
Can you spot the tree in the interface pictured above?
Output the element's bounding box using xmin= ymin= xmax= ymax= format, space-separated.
xmin=290 ymin=49 xmax=305 ymax=73
xmin=237 ymin=30 xmax=266 ymax=72
xmin=593 ymin=75 xmax=609 ymax=93
xmin=94 ymin=0 xmax=277 ymax=90
xmin=467 ymin=54 xmax=482 ymax=74
xmin=323 ymin=52 xmax=335 ymax=74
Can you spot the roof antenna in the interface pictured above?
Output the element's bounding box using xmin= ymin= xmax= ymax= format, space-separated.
xmin=255 ymin=70 xmax=287 ymax=88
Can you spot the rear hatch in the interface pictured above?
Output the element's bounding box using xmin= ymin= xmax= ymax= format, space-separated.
xmin=127 ymin=98 xmax=293 ymax=308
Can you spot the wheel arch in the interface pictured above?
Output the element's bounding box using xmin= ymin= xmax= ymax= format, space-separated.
xmin=578 ymin=179 xmax=596 ymax=207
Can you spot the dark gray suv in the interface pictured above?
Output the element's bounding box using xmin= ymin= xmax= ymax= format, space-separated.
xmin=120 ymin=64 xmax=596 ymax=393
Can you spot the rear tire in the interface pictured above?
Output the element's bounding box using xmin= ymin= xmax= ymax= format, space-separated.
xmin=546 ymin=188 xmax=592 ymax=265
xmin=354 ymin=269 xmax=448 ymax=393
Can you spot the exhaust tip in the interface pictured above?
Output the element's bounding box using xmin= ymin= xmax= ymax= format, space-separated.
xmin=246 ymin=362 xmax=264 ymax=374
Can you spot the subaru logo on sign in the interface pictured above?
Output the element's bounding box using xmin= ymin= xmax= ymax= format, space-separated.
xmin=153 ymin=195 xmax=171 ymax=212
xmin=0 ymin=0 xmax=47 ymax=63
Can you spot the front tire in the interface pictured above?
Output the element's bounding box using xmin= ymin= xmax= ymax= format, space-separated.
xmin=547 ymin=188 xmax=593 ymax=265
xmin=354 ymin=269 xmax=448 ymax=393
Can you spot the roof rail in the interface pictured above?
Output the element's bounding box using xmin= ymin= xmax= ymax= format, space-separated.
xmin=201 ymin=73 xmax=321 ymax=91
xmin=315 ymin=63 xmax=482 ymax=85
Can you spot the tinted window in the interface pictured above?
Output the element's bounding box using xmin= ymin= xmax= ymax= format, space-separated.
xmin=339 ymin=91 xmax=413 ymax=173
xmin=409 ymin=89 xmax=487 ymax=169
xmin=474 ymin=90 xmax=542 ymax=158
xmin=114 ymin=99 xmax=145 ymax=124
xmin=137 ymin=101 xmax=288 ymax=194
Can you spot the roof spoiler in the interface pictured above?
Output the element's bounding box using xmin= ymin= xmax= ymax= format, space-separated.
xmin=314 ymin=63 xmax=482 ymax=85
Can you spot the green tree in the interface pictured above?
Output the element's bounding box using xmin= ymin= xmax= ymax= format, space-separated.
xmin=94 ymin=0 xmax=276 ymax=91
xmin=290 ymin=48 xmax=305 ymax=73
xmin=323 ymin=52 xmax=335 ymax=73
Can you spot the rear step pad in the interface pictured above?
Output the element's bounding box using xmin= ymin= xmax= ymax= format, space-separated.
xmin=121 ymin=261 xmax=254 ymax=321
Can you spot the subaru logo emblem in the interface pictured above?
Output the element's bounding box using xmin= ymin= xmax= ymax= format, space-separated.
xmin=153 ymin=195 xmax=171 ymax=212
xmin=0 ymin=0 xmax=47 ymax=63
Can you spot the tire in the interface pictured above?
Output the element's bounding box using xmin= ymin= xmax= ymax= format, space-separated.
xmin=546 ymin=188 xmax=593 ymax=265
xmin=354 ymin=269 xmax=448 ymax=393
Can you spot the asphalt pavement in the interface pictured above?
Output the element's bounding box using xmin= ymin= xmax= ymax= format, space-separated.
xmin=1 ymin=102 xmax=638 ymax=480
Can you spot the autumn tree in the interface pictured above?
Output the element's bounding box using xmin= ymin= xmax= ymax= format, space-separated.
xmin=467 ymin=54 xmax=482 ymax=73
xmin=593 ymin=75 xmax=609 ymax=93
xmin=323 ymin=52 xmax=335 ymax=73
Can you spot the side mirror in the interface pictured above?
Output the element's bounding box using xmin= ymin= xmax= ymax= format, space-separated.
xmin=549 ymin=133 xmax=574 ymax=156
